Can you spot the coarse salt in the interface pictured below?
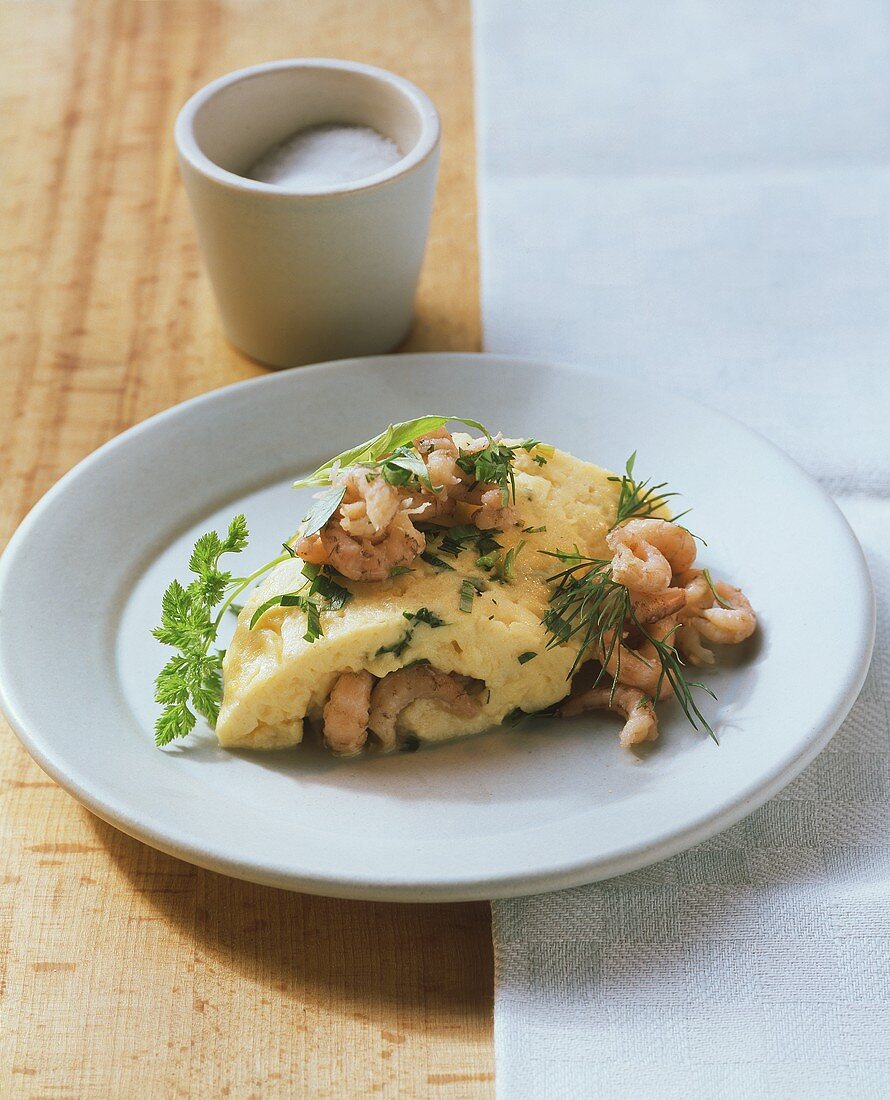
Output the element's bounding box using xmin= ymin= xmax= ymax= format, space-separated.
xmin=247 ymin=124 xmax=403 ymax=189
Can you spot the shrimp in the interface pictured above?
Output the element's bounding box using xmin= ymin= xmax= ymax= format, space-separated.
xmin=559 ymin=684 xmax=659 ymax=748
xmin=599 ymin=615 xmax=678 ymax=699
xmin=631 ymin=587 xmax=686 ymax=625
xmin=323 ymin=671 xmax=374 ymax=756
xmin=674 ymin=569 xmax=717 ymax=666
xmin=415 ymin=430 xmax=462 ymax=489
xmin=697 ymin=582 xmax=756 ymax=645
xmin=315 ymin=513 xmax=425 ymax=582
xmin=472 ymin=488 xmax=518 ymax=531
xmin=337 ymin=470 xmax=402 ymax=538
xmin=675 ymin=572 xmax=756 ymax=664
xmin=607 ymin=519 xmax=697 ymax=593
xmin=368 ymin=666 xmax=482 ymax=751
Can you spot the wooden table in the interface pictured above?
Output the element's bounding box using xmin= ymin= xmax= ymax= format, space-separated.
xmin=0 ymin=3 xmax=494 ymax=1095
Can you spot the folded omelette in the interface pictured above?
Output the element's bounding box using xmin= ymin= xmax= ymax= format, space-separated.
xmin=216 ymin=441 xmax=618 ymax=751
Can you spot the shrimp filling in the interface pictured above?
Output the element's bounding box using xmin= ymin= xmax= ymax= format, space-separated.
xmin=322 ymin=666 xmax=484 ymax=755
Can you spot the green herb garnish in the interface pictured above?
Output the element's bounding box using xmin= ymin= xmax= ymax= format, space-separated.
xmin=436 ymin=524 xmax=502 ymax=560
xmin=495 ymin=540 xmax=526 ymax=583
xmin=375 ymin=630 xmax=413 ymax=658
xmin=457 ymin=441 xmax=518 ymax=506
xmin=248 ymin=562 xmax=352 ymax=634
xmin=523 ymin=525 xmax=546 ymax=534
xmin=299 ymin=485 xmax=347 ymax=539
xmin=421 ymin=550 xmax=455 ymax=572
xmin=518 ymin=651 xmax=537 ymax=664
xmin=390 ymin=565 xmax=414 ymax=577
xmin=153 ymin=516 xmax=291 ymax=747
xmin=459 ymin=576 xmax=486 ymax=613
xmin=377 ymin=607 xmax=445 ymax=659
xmin=540 ymin=549 xmax=716 ymax=739
xmin=403 ymin=607 xmax=446 ymax=628
xmin=293 ymin=415 xmax=491 ymax=489
xmin=302 ymin=563 xmax=353 ymax=610
xmin=608 ymin=452 xmax=688 ymax=529
xmin=702 ymin=568 xmax=732 ymax=609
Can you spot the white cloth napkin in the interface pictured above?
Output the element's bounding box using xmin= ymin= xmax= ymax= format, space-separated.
xmin=474 ymin=2 xmax=890 ymax=1095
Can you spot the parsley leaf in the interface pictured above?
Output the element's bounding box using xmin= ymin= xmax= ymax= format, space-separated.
xmin=153 ymin=515 xmax=289 ymax=747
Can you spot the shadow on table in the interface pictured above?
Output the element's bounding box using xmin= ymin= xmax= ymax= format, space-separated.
xmin=84 ymin=812 xmax=493 ymax=1022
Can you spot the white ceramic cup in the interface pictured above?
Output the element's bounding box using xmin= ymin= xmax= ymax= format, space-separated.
xmin=175 ymin=59 xmax=441 ymax=369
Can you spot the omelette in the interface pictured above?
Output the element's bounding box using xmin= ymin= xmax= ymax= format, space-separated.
xmin=153 ymin=415 xmax=756 ymax=755
xmin=216 ymin=441 xmax=619 ymax=751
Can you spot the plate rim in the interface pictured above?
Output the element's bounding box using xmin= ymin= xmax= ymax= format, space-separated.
xmin=0 ymin=352 xmax=876 ymax=901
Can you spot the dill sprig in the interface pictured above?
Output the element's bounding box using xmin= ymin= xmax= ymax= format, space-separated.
xmin=608 ymin=452 xmax=689 ymax=529
xmin=540 ymin=549 xmax=716 ymax=740
xmin=153 ymin=516 xmax=291 ymax=747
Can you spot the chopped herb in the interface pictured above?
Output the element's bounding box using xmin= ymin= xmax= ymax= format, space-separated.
xmin=227 ymin=602 xmax=244 ymax=617
xmin=523 ymin=525 xmax=546 ymax=534
xmin=248 ymin=590 xmax=309 ymax=630
xmin=435 ymin=524 xmax=502 ymax=559
xmin=420 ymin=550 xmax=455 ymax=571
xmin=404 ymin=607 xmax=446 ymax=628
xmin=302 ymin=598 xmax=322 ymax=642
xmin=390 ymin=565 xmax=414 ymax=577
xmin=248 ymin=564 xmax=351 ymax=635
xmin=518 ymin=651 xmax=537 ymax=664
xmin=520 ymin=439 xmax=554 ymax=456
xmin=533 ymin=454 xmax=547 ymax=466
xmin=496 ymin=540 xmax=526 ymax=583
xmin=375 ymin=630 xmax=413 ymax=658
xmin=476 ymin=550 xmax=501 ymax=571
xmin=303 ymin=563 xmax=352 ymax=610
xmin=281 ymin=542 xmax=297 ymax=557
xmin=458 ymin=441 xmax=517 ymax=506
xmin=459 ymin=576 xmax=486 ymax=613
xmin=702 ymin=568 xmax=732 ymax=609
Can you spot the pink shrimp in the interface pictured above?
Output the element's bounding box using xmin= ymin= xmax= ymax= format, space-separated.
xmin=559 ymin=683 xmax=659 ymax=748
xmin=367 ymin=666 xmax=482 ymax=751
xmin=599 ymin=615 xmax=679 ymax=699
xmin=607 ymin=519 xmax=697 ymax=593
xmin=322 ymin=671 xmax=374 ymax=756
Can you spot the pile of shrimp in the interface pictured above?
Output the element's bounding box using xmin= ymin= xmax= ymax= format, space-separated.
xmin=294 ymin=429 xmax=518 ymax=582
xmin=558 ymin=518 xmax=756 ymax=748
xmin=322 ymin=665 xmax=483 ymax=756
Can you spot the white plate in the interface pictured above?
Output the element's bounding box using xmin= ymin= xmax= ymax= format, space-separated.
xmin=0 ymin=355 xmax=875 ymax=901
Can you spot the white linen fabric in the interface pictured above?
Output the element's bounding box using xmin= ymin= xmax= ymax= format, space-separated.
xmin=475 ymin=2 xmax=890 ymax=1096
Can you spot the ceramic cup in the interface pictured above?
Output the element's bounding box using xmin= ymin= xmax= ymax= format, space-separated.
xmin=174 ymin=59 xmax=440 ymax=369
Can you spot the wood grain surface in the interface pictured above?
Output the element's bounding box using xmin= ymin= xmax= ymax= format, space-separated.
xmin=0 ymin=2 xmax=491 ymax=1096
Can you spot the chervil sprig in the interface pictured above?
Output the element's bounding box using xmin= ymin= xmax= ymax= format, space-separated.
xmin=153 ymin=516 xmax=293 ymax=747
